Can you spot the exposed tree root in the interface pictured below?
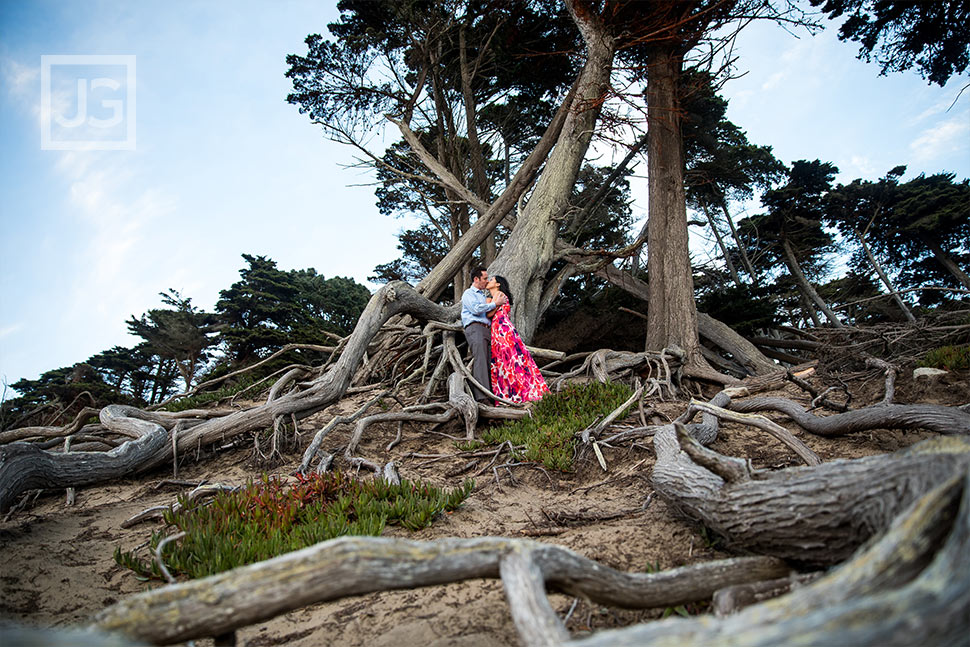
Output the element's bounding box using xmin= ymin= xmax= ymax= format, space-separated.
xmin=0 ymin=405 xmax=169 ymax=512
xmin=728 ymin=397 xmax=970 ymax=436
xmin=92 ymin=536 xmax=788 ymax=645
xmin=652 ymin=389 xmax=970 ymax=565
xmin=92 ymin=468 xmax=970 ymax=646
xmin=573 ymin=467 xmax=970 ymax=647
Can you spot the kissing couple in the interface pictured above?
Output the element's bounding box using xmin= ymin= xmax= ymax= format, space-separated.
xmin=460 ymin=267 xmax=550 ymax=405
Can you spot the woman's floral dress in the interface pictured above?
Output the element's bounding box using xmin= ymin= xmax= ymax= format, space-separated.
xmin=490 ymin=303 xmax=550 ymax=403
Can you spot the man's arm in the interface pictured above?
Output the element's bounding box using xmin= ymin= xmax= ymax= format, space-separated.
xmin=462 ymin=290 xmax=497 ymax=317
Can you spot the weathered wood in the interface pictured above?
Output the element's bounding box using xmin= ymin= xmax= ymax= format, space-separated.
xmin=729 ymin=397 xmax=970 ymax=436
xmin=573 ymin=468 xmax=970 ymax=647
xmin=0 ymin=406 xmax=169 ymax=512
xmin=447 ymin=372 xmax=479 ymax=439
xmin=712 ymin=572 xmax=823 ymax=616
xmin=653 ymin=413 xmax=970 ymax=565
xmin=93 ymin=536 xmax=788 ymax=645
xmin=500 ymin=547 xmax=570 ymax=646
xmin=0 ymin=406 xmax=101 ymax=445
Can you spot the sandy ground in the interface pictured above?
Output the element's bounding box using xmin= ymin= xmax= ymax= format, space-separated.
xmin=1 ymin=370 xmax=966 ymax=646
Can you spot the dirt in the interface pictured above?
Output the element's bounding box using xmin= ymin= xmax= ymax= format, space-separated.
xmin=1 ymin=366 xmax=967 ymax=646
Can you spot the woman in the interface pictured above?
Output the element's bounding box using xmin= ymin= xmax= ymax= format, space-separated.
xmin=486 ymin=275 xmax=550 ymax=404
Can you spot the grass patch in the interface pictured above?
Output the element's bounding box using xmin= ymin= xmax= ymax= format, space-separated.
xmin=115 ymin=472 xmax=474 ymax=580
xmin=477 ymin=380 xmax=634 ymax=471
xmin=918 ymin=345 xmax=970 ymax=371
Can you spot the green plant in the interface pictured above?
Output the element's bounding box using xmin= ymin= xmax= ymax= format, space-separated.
xmin=115 ymin=472 xmax=474 ymax=580
xmin=477 ymin=381 xmax=634 ymax=471
xmin=159 ymin=376 xmax=256 ymax=412
xmin=918 ymin=345 xmax=970 ymax=371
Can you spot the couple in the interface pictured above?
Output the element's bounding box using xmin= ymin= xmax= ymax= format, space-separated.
xmin=460 ymin=267 xmax=550 ymax=405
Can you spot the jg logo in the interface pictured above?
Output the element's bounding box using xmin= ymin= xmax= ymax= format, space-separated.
xmin=41 ymin=55 xmax=136 ymax=150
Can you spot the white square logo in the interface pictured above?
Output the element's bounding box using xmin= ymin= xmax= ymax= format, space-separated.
xmin=41 ymin=55 xmax=136 ymax=150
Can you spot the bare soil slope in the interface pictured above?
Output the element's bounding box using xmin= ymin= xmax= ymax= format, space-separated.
xmin=2 ymin=368 xmax=967 ymax=646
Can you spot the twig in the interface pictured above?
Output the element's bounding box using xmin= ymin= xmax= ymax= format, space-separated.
xmin=155 ymin=531 xmax=186 ymax=584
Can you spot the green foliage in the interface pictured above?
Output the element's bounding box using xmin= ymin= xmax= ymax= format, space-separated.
xmin=696 ymin=284 xmax=780 ymax=336
xmin=919 ymin=345 xmax=970 ymax=371
xmin=158 ymin=376 xmax=256 ymax=412
xmin=127 ymin=289 xmax=219 ymax=391
xmin=811 ymin=0 xmax=970 ymax=86
xmin=115 ymin=472 xmax=474 ymax=580
xmin=478 ymin=381 xmax=634 ymax=471
xmin=216 ymin=254 xmax=371 ymax=365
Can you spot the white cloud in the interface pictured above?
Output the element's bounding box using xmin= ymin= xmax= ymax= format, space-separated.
xmin=0 ymin=324 xmax=24 ymax=339
xmin=1 ymin=58 xmax=38 ymax=99
xmin=910 ymin=117 xmax=970 ymax=164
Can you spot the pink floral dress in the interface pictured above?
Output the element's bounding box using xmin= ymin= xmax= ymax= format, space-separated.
xmin=490 ymin=303 xmax=550 ymax=403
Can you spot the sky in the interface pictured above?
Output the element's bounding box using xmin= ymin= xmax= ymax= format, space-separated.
xmin=1 ymin=1 xmax=968 ymax=391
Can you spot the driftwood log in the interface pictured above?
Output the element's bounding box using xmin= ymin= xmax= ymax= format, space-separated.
xmin=651 ymin=390 xmax=970 ymax=565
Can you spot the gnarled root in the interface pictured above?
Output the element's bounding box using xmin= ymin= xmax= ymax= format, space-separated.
xmin=0 ymin=405 xmax=169 ymax=512
xmin=729 ymin=397 xmax=970 ymax=436
xmin=573 ymin=467 xmax=970 ymax=647
xmin=652 ymin=396 xmax=970 ymax=565
xmin=92 ymin=536 xmax=788 ymax=645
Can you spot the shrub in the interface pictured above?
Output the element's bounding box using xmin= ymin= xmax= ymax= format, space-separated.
xmin=159 ymin=376 xmax=256 ymax=412
xmin=115 ymin=472 xmax=474 ymax=580
xmin=918 ymin=345 xmax=970 ymax=371
xmin=477 ymin=380 xmax=634 ymax=471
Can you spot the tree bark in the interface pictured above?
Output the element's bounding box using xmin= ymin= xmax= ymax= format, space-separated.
xmin=728 ymin=397 xmax=970 ymax=436
xmin=781 ymin=238 xmax=844 ymax=328
xmin=856 ymin=228 xmax=915 ymax=322
xmin=0 ymin=405 xmax=169 ymax=512
xmin=573 ymin=468 xmax=970 ymax=646
xmin=490 ymin=3 xmax=616 ymax=343
xmin=93 ymin=535 xmax=787 ymax=645
xmin=652 ymin=390 xmax=970 ymax=565
xmin=644 ymin=45 xmax=704 ymax=367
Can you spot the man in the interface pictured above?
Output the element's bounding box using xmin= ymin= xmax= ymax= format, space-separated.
xmin=461 ymin=267 xmax=507 ymax=402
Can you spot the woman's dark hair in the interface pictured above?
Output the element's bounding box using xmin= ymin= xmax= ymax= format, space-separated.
xmin=495 ymin=275 xmax=513 ymax=307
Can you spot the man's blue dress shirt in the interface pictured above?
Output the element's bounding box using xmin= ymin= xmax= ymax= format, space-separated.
xmin=461 ymin=287 xmax=496 ymax=327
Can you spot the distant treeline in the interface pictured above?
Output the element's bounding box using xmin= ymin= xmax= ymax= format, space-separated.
xmin=1 ymin=254 xmax=370 ymax=430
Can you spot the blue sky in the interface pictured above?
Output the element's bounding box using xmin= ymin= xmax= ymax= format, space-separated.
xmin=1 ymin=1 xmax=968 ymax=390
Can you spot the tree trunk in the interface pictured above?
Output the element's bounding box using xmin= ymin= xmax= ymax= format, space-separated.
xmin=781 ymin=238 xmax=844 ymax=328
xmin=703 ymin=203 xmax=741 ymax=286
xmin=573 ymin=469 xmax=970 ymax=646
xmin=856 ymin=229 xmax=915 ymax=322
xmin=644 ymin=45 xmax=704 ymax=367
xmin=588 ymin=260 xmax=777 ymax=376
xmin=490 ymin=5 xmax=616 ymax=343
xmin=922 ymin=234 xmax=970 ymax=290
xmin=720 ymin=196 xmax=758 ymax=284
